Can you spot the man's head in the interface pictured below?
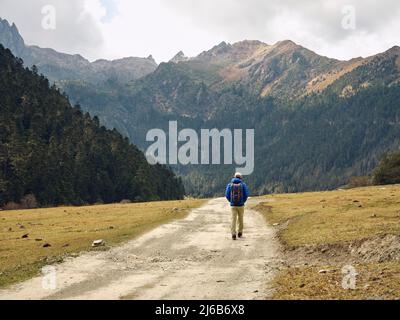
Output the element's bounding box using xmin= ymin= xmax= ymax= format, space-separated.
xmin=234 ymin=172 xmax=243 ymax=180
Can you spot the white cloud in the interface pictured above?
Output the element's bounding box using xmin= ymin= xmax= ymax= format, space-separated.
xmin=0 ymin=0 xmax=104 ymax=59
xmin=163 ymin=0 xmax=400 ymax=60
xmin=83 ymin=0 xmax=107 ymax=22
xmin=97 ymin=0 xmax=224 ymax=62
xmin=0 ymin=0 xmax=400 ymax=62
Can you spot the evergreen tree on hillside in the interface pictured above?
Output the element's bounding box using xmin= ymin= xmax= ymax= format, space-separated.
xmin=373 ymin=151 xmax=400 ymax=185
xmin=0 ymin=45 xmax=184 ymax=207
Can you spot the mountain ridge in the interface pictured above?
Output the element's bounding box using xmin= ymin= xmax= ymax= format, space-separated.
xmin=0 ymin=17 xmax=158 ymax=84
xmin=2 ymin=18 xmax=400 ymax=197
xmin=2 ymin=16 xmax=400 ymax=98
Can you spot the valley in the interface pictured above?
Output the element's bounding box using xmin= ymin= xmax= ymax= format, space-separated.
xmin=1 ymin=17 xmax=400 ymax=197
xmin=1 ymin=2 xmax=400 ymax=304
xmin=1 ymin=185 xmax=399 ymax=299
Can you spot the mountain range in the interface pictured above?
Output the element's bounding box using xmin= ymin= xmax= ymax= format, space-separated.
xmin=0 ymin=18 xmax=157 ymax=84
xmin=1 ymin=17 xmax=399 ymax=197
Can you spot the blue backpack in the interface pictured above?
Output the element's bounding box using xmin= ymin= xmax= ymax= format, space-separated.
xmin=231 ymin=183 xmax=243 ymax=205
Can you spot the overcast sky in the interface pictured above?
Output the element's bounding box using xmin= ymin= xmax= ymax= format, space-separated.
xmin=1 ymin=0 xmax=400 ymax=62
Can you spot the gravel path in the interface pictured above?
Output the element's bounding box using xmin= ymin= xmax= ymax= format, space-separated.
xmin=0 ymin=198 xmax=279 ymax=300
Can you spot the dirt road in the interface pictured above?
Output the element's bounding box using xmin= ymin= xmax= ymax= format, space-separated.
xmin=0 ymin=198 xmax=279 ymax=300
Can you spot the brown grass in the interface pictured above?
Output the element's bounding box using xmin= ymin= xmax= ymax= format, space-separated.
xmin=0 ymin=199 xmax=206 ymax=288
xmin=254 ymin=185 xmax=400 ymax=247
xmin=305 ymin=59 xmax=365 ymax=94
xmin=273 ymin=262 xmax=400 ymax=300
xmin=254 ymin=184 xmax=400 ymax=300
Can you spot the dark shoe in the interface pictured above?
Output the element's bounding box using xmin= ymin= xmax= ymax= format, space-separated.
xmin=232 ymin=234 xmax=237 ymax=240
xmin=238 ymin=232 xmax=243 ymax=238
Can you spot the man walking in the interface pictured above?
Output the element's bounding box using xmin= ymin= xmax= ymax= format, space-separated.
xmin=225 ymin=172 xmax=249 ymax=240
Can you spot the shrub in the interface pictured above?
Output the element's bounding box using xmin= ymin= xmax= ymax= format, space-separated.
xmin=348 ymin=176 xmax=372 ymax=188
xmin=3 ymin=202 xmax=22 ymax=211
xmin=373 ymin=151 xmax=400 ymax=185
xmin=20 ymin=194 xmax=38 ymax=209
xmin=2 ymin=194 xmax=38 ymax=210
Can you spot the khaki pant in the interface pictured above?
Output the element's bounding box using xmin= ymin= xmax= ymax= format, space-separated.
xmin=231 ymin=206 xmax=245 ymax=235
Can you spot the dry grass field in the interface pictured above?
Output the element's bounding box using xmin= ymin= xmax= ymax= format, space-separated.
xmin=0 ymin=199 xmax=206 ymax=288
xmin=254 ymin=184 xmax=400 ymax=300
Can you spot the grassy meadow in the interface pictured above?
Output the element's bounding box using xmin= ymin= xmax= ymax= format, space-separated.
xmin=254 ymin=184 xmax=400 ymax=300
xmin=0 ymin=199 xmax=206 ymax=288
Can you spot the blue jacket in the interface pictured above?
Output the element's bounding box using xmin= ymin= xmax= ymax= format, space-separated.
xmin=225 ymin=178 xmax=249 ymax=207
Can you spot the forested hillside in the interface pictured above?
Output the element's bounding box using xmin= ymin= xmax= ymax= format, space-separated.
xmin=2 ymin=19 xmax=400 ymax=197
xmin=0 ymin=45 xmax=184 ymax=207
xmin=206 ymin=84 xmax=400 ymax=195
xmin=62 ymin=68 xmax=400 ymax=197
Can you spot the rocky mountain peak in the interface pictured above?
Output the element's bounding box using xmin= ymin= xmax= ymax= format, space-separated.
xmin=273 ymin=40 xmax=304 ymax=53
xmin=212 ymin=41 xmax=232 ymax=53
xmin=198 ymin=41 xmax=233 ymax=60
xmin=0 ymin=17 xmax=25 ymax=56
xmin=367 ymin=45 xmax=400 ymax=64
xmin=383 ymin=45 xmax=400 ymax=56
xmin=146 ymin=54 xmax=156 ymax=64
xmin=0 ymin=17 xmax=158 ymax=83
xmin=170 ymin=51 xmax=189 ymax=63
xmin=276 ymin=39 xmax=298 ymax=46
xmin=232 ymin=40 xmax=268 ymax=48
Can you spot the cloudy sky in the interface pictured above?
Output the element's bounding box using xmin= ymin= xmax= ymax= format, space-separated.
xmin=1 ymin=0 xmax=400 ymax=62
